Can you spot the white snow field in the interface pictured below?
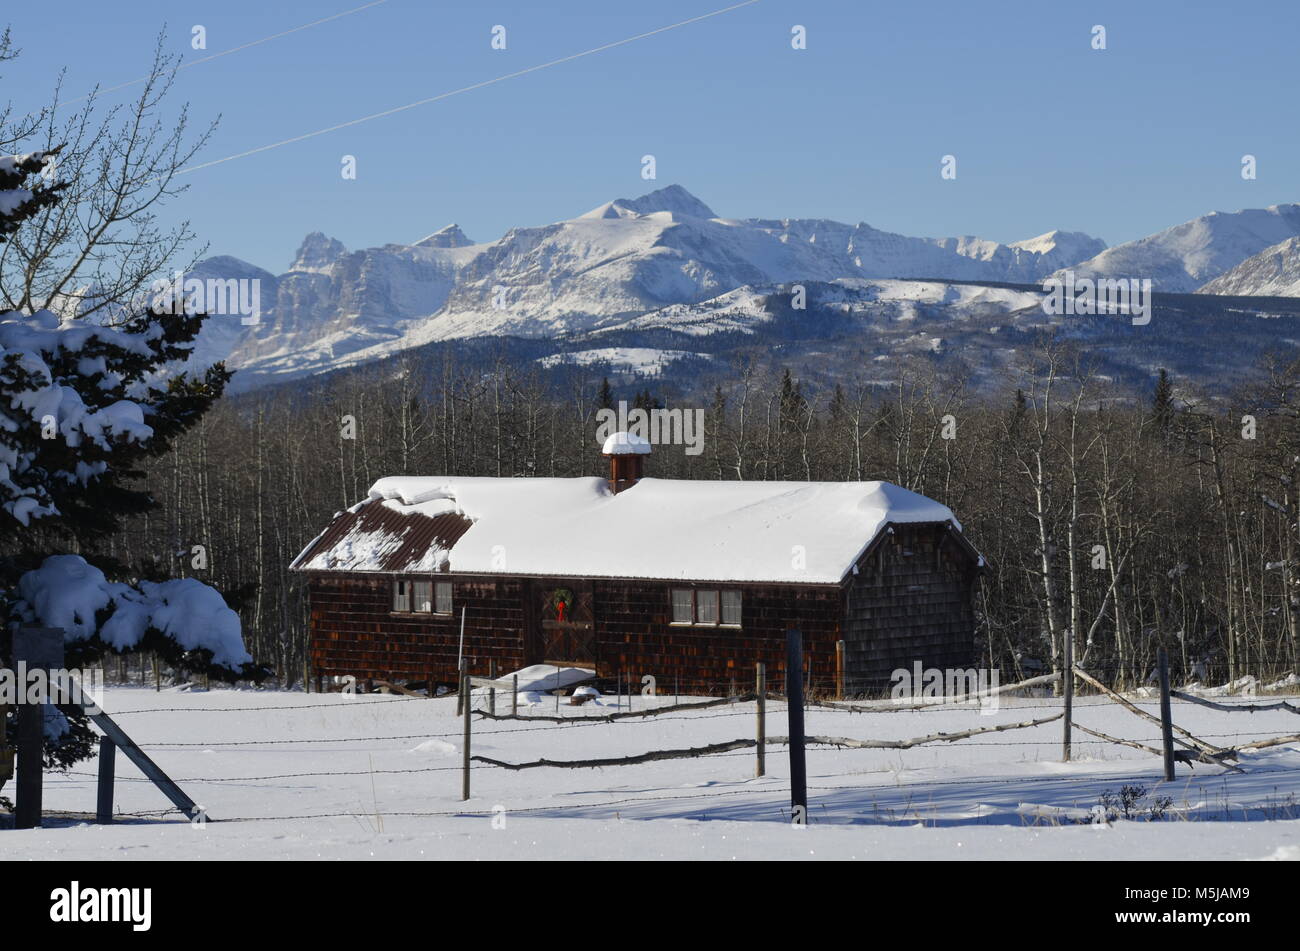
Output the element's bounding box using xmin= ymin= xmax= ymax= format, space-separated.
xmin=8 ymin=685 xmax=1300 ymax=861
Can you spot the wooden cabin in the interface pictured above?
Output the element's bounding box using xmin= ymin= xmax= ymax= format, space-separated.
xmin=291 ymin=435 xmax=983 ymax=697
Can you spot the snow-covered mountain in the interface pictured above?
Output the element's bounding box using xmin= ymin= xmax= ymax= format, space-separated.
xmin=186 ymin=185 xmax=1108 ymax=388
xmin=1052 ymin=203 xmax=1300 ymax=293
xmin=1196 ymin=235 xmax=1300 ymax=297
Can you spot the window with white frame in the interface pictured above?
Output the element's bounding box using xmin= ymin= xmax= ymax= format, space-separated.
xmin=392 ymin=579 xmax=410 ymax=612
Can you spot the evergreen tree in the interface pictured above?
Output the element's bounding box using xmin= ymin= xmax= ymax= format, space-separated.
xmin=1152 ymin=367 xmax=1175 ymax=429
xmin=1 ymin=149 xmax=261 ymax=780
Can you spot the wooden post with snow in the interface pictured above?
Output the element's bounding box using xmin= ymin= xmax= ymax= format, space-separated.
xmin=488 ymin=659 xmax=497 ymax=716
xmin=511 ymin=674 xmax=518 ymax=716
xmin=835 ymin=640 xmax=845 ymax=700
xmin=756 ymin=662 xmax=766 ymax=778
xmin=1157 ymin=647 xmax=1176 ymax=782
xmin=786 ymin=630 xmax=807 ymax=822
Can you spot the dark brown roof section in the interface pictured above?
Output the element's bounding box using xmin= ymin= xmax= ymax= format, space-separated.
xmin=290 ymin=501 xmax=473 ymax=573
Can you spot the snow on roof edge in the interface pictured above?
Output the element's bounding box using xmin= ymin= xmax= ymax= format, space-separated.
xmin=292 ymin=476 xmax=975 ymax=585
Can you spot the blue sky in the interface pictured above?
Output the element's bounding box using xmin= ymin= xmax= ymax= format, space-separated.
xmin=6 ymin=0 xmax=1297 ymax=271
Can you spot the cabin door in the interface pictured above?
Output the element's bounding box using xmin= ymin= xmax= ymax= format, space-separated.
xmin=535 ymin=580 xmax=596 ymax=668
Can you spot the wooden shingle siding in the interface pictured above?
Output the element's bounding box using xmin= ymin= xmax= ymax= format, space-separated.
xmin=841 ymin=524 xmax=978 ymax=695
xmin=307 ymin=573 xmax=846 ymax=692
xmin=308 ymin=574 xmax=528 ymax=685
xmin=591 ymin=580 xmax=843 ymax=695
xmin=304 ymin=522 xmax=980 ymax=696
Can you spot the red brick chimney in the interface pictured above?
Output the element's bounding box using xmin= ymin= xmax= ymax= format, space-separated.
xmin=602 ymin=431 xmax=651 ymax=494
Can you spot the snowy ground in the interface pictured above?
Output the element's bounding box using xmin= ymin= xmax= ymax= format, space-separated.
xmin=7 ymin=686 xmax=1300 ymax=860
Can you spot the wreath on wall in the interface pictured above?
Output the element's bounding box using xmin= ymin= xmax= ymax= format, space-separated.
xmin=551 ymin=588 xmax=574 ymax=622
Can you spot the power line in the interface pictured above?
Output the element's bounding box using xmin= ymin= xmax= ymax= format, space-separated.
xmin=55 ymin=1 xmax=392 ymax=110
xmin=173 ymin=0 xmax=762 ymax=177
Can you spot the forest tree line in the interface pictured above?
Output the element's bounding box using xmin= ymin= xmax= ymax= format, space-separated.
xmin=88 ymin=336 xmax=1300 ymax=692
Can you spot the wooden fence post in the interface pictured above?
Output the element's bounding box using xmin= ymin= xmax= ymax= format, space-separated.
xmin=1157 ymin=647 xmax=1176 ymax=782
xmin=461 ymin=672 xmax=472 ymax=801
xmin=512 ymin=674 xmax=518 ymax=716
xmin=456 ymin=659 xmax=467 ymax=717
xmin=14 ymin=626 xmax=63 ymax=830
xmin=15 ymin=694 xmax=44 ymax=829
xmin=96 ymin=736 xmax=116 ymax=824
xmin=786 ymin=630 xmax=807 ymax=822
xmin=489 ymin=659 xmax=497 ymax=716
xmin=835 ymin=640 xmax=845 ymax=700
xmin=153 ymin=653 xmax=161 ymax=693
xmin=756 ymin=662 xmax=766 ymax=778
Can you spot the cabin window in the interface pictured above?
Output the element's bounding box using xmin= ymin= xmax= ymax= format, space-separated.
xmin=671 ymin=588 xmax=694 ymax=624
xmin=435 ymin=581 xmax=453 ymax=615
xmin=720 ymin=590 xmax=742 ymax=626
xmin=670 ymin=588 xmax=742 ymax=627
xmin=413 ymin=580 xmax=433 ymax=613
xmin=696 ymin=589 xmax=719 ymax=625
xmin=399 ymin=579 xmax=451 ymax=614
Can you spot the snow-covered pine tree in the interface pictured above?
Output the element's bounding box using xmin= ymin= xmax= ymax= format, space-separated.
xmin=1 ymin=149 xmax=263 ymax=774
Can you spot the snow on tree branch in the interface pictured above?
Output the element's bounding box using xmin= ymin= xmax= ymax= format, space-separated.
xmin=13 ymin=554 xmax=252 ymax=671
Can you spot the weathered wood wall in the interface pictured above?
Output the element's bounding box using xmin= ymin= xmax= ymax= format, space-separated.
xmin=841 ymin=523 xmax=980 ymax=696
xmin=305 ymin=523 xmax=980 ymax=697
xmin=591 ymin=580 xmax=843 ymax=695
xmin=307 ymin=574 xmax=528 ymax=686
xmin=306 ymin=573 xmax=846 ymax=692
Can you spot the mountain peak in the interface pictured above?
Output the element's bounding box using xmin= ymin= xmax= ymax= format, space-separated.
xmin=612 ymin=184 xmax=716 ymax=220
xmin=413 ymin=224 xmax=473 ymax=249
xmin=292 ymin=232 xmax=348 ymax=272
xmin=1010 ymin=229 xmax=1107 ymax=259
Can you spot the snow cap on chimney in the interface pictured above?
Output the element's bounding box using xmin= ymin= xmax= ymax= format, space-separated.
xmin=602 ymin=430 xmax=652 ymax=456
xmin=602 ymin=431 xmax=650 ymax=494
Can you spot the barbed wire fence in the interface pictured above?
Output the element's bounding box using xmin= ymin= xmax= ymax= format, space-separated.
xmin=37 ymin=655 xmax=1300 ymax=828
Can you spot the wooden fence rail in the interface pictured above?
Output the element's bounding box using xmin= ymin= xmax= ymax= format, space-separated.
xmin=1170 ymin=691 xmax=1300 ymax=715
xmin=473 ymin=692 xmax=757 ymax=724
xmin=806 ymin=671 xmax=1062 ymax=714
xmin=468 ymin=712 xmax=1063 ymax=771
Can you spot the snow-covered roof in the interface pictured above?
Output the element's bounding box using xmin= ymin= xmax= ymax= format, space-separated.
xmin=292 ymin=475 xmax=967 ymax=585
